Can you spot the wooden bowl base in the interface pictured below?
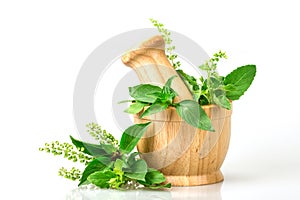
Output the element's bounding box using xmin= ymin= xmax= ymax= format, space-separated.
xmin=165 ymin=170 xmax=224 ymax=186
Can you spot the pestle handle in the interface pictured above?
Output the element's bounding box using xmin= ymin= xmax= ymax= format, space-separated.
xmin=122 ymin=35 xmax=192 ymax=101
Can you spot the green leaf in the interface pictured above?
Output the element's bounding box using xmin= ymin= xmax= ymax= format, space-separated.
xmin=136 ymin=168 xmax=171 ymax=189
xmin=213 ymin=94 xmax=231 ymax=110
xmin=162 ymin=92 xmax=176 ymax=104
xmin=210 ymin=76 xmax=222 ymax=88
xmin=124 ymin=101 xmax=147 ymax=114
xmin=140 ymin=102 xmax=168 ymax=118
xmin=130 ymin=159 xmax=148 ymax=173
xmin=177 ymin=70 xmax=198 ymax=87
xmin=114 ymin=159 xmax=124 ymax=172
xmin=120 ymin=122 xmax=151 ymax=154
xmin=199 ymin=63 xmax=210 ymax=70
xmin=87 ymin=170 xmax=116 ymax=188
xmin=162 ymin=76 xmax=178 ymax=103
xmin=150 ymin=91 xmax=176 ymax=105
xmin=127 ymin=152 xmax=139 ymax=166
xmin=79 ymin=156 xmax=112 ymax=186
xmin=124 ymin=159 xmax=148 ymax=181
xmin=199 ymin=94 xmax=209 ymax=105
xmin=129 ymin=84 xmax=162 ymax=103
xmin=100 ymin=144 xmax=117 ymax=155
xmin=70 ymin=136 xmax=108 ymax=157
xmin=175 ymin=100 xmax=214 ymax=132
xmin=146 ymin=183 xmax=172 ymax=189
xmin=138 ymin=168 xmax=171 ymax=189
xmin=201 ymin=78 xmax=208 ymax=90
xmin=138 ymin=181 xmax=172 ymax=189
xmin=144 ymin=168 xmax=166 ymax=184
xmin=164 ymin=75 xmax=177 ymax=89
xmin=118 ymin=100 xmax=133 ymax=104
xmin=110 ymin=159 xmax=126 ymax=189
xmin=224 ymin=65 xmax=256 ymax=100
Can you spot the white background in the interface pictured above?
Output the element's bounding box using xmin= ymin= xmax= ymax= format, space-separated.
xmin=1 ymin=0 xmax=300 ymax=199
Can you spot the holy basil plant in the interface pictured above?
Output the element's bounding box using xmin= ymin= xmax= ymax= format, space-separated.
xmin=122 ymin=55 xmax=256 ymax=132
xmin=40 ymin=122 xmax=171 ymax=189
xmin=177 ymin=51 xmax=256 ymax=109
xmin=150 ymin=18 xmax=256 ymax=112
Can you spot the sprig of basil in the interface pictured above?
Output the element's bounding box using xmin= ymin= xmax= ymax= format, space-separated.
xmin=76 ymin=121 xmax=171 ymax=189
xmin=123 ymin=75 xmax=215 ymax=131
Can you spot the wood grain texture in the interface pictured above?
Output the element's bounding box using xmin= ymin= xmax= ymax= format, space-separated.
xmin=121 ymin=35 xmax=192 ymax=101
xmin=134 ymin=105 xmax=232 ymax=186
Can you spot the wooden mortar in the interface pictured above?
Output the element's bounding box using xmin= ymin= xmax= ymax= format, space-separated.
xmin=134 ymin=105 xmax=232 ymax=186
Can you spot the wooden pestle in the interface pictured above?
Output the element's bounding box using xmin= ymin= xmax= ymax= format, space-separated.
xmin=121 ymin=35 xmax=193 ymax=101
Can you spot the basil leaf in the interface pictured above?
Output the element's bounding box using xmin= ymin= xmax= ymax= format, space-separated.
xmin=199 ymin=63 xmax=210 ymax=70
xmin=124 ymin=172 xmax=146 ymax=181
xmin=213 ymin=94 xmax=231 ymax=110
xmin=140 ymin=102 xmax=168 ymax=118
xmin=163 ymin=75 xmax=177 ymax=90
xmin=138 ymin=181 xmax=172 ymax=189
xmin=175 ymin=100 xmax=214 ymax=132
xmin=127 ymin=152 xmax=139 ymax=166
xmin=129 ymin=84 xmax=162 ymax=103
xmin=136 ymin=168 xmax=170 ymax=189
xmin=70 ymin=136 xmax=108 ymax=157
xmin=148 ymin=91 xmax=176 ymax=105
xmin=118 ymin=100 xmax=133 ymax=104
xmin=200 ymin=78 xmax=208 ymax=90
xmin=124 ymin=101 xmax=147 ymax=114
xmin=138 ymin=168 xmax=172 ymax=189
xmin=144 ymin=168 xmax=166 ymax=184
xmin=224 ymin=65 xmax=256 ymax=100
xmin=146 ymin=183 xmax=172 ymax=189
xmin=114 ymin=159 xmax=124 ymax=172
xmin=124 ymin=159 xmax=148 ymax=181
xmin=177 ymin=69 xmax=199 ymax=89
xmin=199 ymin=94 xmax=209 ymax=105
xmin=79 ymin=156 xmax=111 ymax=186
xmin=130 ymin=159 xmax=147 ymax=173
xmin=120 ymin=122 xmax=151 ymax=154
xmin=162 ymin=76 xmax=178 ymax=102
xmin=210 ymin=76 xmax=222 ymax=88
xmin=87 ymin=170 xmax=116 ymax=188
xmin=100 ymin=144 xmax=117 ymax=155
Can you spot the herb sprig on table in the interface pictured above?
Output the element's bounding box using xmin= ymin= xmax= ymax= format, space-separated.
xmin=40 ymin=122 xmax=171 ymax=189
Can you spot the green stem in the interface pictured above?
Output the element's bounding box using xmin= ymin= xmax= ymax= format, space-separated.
xmin=207 ymin=71 xmax=214 ymax=104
